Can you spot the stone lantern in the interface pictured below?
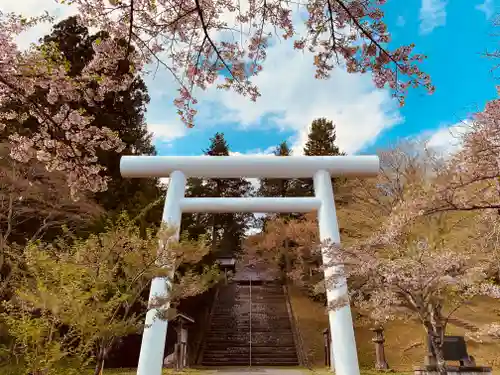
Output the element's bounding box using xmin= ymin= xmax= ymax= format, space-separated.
xmin=371 ymin=327 xmax=390 ymax=371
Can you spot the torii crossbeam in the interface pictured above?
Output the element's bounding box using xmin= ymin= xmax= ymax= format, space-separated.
xmin=120 ymin=155 xmax=380 ymax=375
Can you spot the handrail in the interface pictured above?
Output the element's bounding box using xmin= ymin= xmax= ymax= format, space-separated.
xmin=249 ymin=276 xmax=252 ymax=367
xmin=283 ymin=283 xmax=310 ymax=369
xmin=195 ymin=284 xmax=221 ymax=365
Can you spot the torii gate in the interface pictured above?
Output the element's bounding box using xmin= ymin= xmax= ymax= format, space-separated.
xmin=120 ymin=154 xmax=379 ymax=375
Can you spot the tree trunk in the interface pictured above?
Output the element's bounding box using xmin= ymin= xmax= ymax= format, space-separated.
xmin=93 ymin=354 xmax=104 ymax=375
xmin=211 ymin=215 xmax=218 ymax=253
xmin=284 ymin=238 xmax=292 ymax=275
xmin=93 ymin=343 xmax=112 ymax=375
xmin=426 ymin=322 xmax=446 ymax=375
xmin=432 ymin=339 xmax=446 ymax=375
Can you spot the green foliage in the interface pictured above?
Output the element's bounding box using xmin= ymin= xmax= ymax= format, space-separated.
xmin=181 ymin=132 xmax=253 ymax=257
xmin=258 ymin=141 xmax=297 ymax=198
xmin=303 ymin=118 xmax=341 ymax=157
xmin=298 ymin=118 xmax=344 ymax=198
xmin=0 ymin=214 xmax=220 ymax=374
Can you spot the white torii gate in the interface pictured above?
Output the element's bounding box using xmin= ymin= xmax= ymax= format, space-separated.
xmin=120 ymin=155 xmax=380 ymax=375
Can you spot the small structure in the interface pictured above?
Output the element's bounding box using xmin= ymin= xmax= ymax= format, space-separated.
xmin=415 ymin=335 xmax=492 ymax=375
xmin=370 ymin=327 xmax=390 ymax=371
xmin=216 ymin=255 xmax=236 ymax=284
xmin=163 ymin=312 xmax=195 ymax=370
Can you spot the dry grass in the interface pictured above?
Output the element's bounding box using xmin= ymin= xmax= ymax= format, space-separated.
xmin=102 ymin=371 xmax=195 ymax=374
xmin=288 ymin=285 xmax=500 ymax=373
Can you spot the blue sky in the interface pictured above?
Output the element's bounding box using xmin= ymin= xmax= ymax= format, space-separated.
xmin=4 ymin=0 xmax=498 ymax=157
xmin=145 ymin=0 xmax=500 ymax=157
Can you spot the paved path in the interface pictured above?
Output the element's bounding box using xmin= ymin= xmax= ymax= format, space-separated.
xmin=203 ymin=369 xmax=309 ymax=374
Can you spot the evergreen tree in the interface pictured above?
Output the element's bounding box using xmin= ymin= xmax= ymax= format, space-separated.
xmin=0 ymin=16 xmax=163 ymax=222
xmin=181 ymin=178 xmax=210 ymax=241
xmin=258 ymin=141 xmax=296 ymax=198
xmin=303 ymin=118 xmax=341 ymax=156
xmin=181 ymin=133 xmax=252 ymax=257
xmin=204 ymin=133 xmax=252 ymax=256
xmin=255 ymin=141 xmax=300 ymax=229
xmin=298 ymin=118 xmax=344 ymax=197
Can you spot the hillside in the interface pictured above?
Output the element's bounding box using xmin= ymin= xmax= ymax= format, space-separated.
xmin=288 ymin=285 xmax=500 ymax=372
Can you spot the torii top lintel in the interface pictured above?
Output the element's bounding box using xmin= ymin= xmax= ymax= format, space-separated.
xmin=120 ymin=155 xmax=380 ymax=179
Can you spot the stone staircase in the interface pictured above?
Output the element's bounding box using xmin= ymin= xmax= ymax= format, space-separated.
xmin=201 ymin=281 xmax=299 ymax=366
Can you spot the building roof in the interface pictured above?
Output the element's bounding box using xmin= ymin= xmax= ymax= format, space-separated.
xmin=172 ymin=312 xmax=195 ymax=324
xmin=217 ymin=258 xmax=237 ymax=267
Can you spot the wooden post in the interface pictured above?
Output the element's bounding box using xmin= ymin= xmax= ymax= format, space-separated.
xmin=174 ymin=343 xmax=180 ymax=370
xmin=371 ymin=327 xmax=390 ymax=371
xmin=323 ymin=328 xmax=331 ymax=367
xmin=181 ymin=326 xmax=188 ymax=368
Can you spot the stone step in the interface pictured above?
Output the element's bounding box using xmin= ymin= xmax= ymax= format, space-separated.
xmin=201 ymin=359 xmax=299 ymax=366
xmin=210 ymin=317 xmax=292 ymax=322
xmin=210 ymin=317 xmax=291 ymax=323
xmin=215 ymin=302 xmax=287 ymax=307
xmin=205 ymin=343 xmax=295 ymax=353
xmin=233 ymin=293 xmax=286 ymax=296
xmin=202 ymin=357 xmax=298 ymax=364
xmin=203 ymin=351 xmax=298 ymax=358
xmin=208 ymin=327 xmax=293 ymax=332
xmin=206 ymin=333 xmax=295 ymax=340
xmin=209 ymin=323 xmax=291 ymax=328
xmin=207 ymin=329 xmax=293 ymax=340
xmin=205 ymin=338 xmax=295 ymax=344
xmin=226 ymin=292 xmax=285 ymax=296
xmin=205 ymin=339 xmax=295 ymax=346
xmin=212 ymin=308 xmax=289 ymax=312
xmin=212 ymin=309 xmax=288 ymax=314
xmin=230 ymin=295 xmax=285 ymax=298
xmin=203 ymin=346 xmax=297 ymax=354
xmin=210 ymin=316 xmax=291 ymax=321
xmin=208 ymin=328 xmax=293 ymax=333
xmin=202 ymin=282 xmax=299 ymax=367
xmin=213 ymin=307 xmax=289 ymax=312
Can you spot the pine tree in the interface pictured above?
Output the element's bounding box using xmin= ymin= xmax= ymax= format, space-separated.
xmin=181 ymin=133 xmax=252 ymax=257
xmin=180 ymin=178 xmax=210 ymax=241
xmin=0 ymin=16 xmax=163 ymax=221
xmin=298 ymin=118 xmax=344 ymax=197
xmin=258 ymin=141 xmax=295 ymax=198
xmin=303 ymin=118 xmax=341 ymax=156
xmin=205 ymin=133 xmax=252 ymax=256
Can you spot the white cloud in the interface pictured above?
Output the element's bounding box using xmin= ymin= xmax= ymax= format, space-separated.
xmin=419 ymin=0 xmax=448 ymax=35
xmin=476 ymin=0 xmax=495 ymax=19
xmin=426 ymin=121 xmax=469 ymax=156
xmin=147 ymin=122 xmax=187 ymax=145
xmin=0 ymin=0 xmax=78 ymax=49
xmin=142 ymin=9 xmax=403 ymax=156
xmin=197 ymin=35 xmax=402 ymax=155
xmin=6 ymin=1 xmax=403 ymax=159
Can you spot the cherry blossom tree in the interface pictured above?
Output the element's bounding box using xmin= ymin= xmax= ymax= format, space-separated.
xmin=0 ymin=11 xmax=139 ymax=196
xmin=2 ymin=1 xmax=434 ymax=195
xmin=248 ymin=140 xmax=500 ymax=372
xmin=63 ymin=0 xmax=434 ymax=123
xmin=379 ymin=99 xmax=500 ymax=244
xmin=259 ymin=209 xmax=498 ymax=372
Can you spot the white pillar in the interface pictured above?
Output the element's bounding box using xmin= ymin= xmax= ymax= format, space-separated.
xmin=136 ymin=170 xmax=186 ymax=375
xmin=314 ymin=169 xmax=360 ymax=375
